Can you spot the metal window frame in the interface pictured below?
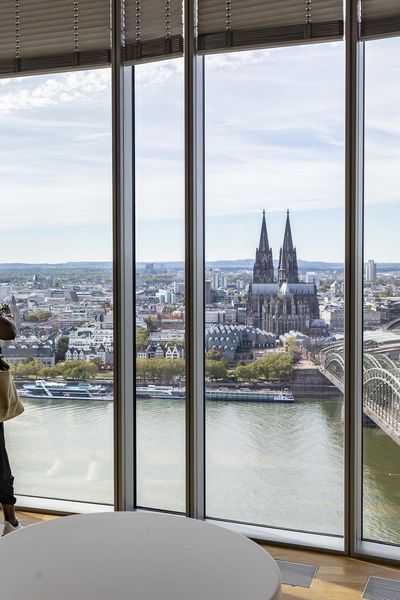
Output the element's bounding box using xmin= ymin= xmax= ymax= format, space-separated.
xmin=8 ymin=15 xmax=396 ymax=569
xmin=185 ymin=0 xmax=206 ymax=520
xmin=111 ymin=0 xmax=400 ymax=564
xmin=345 ymin=1 xmax=400 ymax=564
xmin=112 ymin=0 xmax=136 ymax=513
xmin=13 ymin=0 xmax=396 ymax=566
xmin=344 ymin=0 xmax=365 ymax=561
xmin=0 ymin=0 xmax=396 ymax=563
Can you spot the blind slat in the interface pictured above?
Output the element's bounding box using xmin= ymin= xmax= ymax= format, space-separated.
xmin=123 ymin=0 xmax=183 ymax=64
xmin=198 ymin=0 xmax=344 ymax=53
xmin=0 ymin=0 xmax=111 ymax=77
xmin=361 ymin=0 xmax=400 ymax=39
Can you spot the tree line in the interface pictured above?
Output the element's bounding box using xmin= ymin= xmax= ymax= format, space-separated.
xmin=11 ymin=358 xmax=100 ymax=380
xmin=11 ymin=351 xmax=295 ymax=384
xmin=136 ymin=351 xmax=295 ymax=384
xmin=136 ymin=358 xmax=185 ymax=383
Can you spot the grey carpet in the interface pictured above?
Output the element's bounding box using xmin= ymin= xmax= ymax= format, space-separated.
xmin=276 ymin=560 xmax=317 ymax=588
xmin=363 ymin=576 xmax=400 ymax=600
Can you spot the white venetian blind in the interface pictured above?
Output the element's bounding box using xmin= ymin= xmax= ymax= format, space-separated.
xmin=360 ymin=0 xmax=400 ymax=39
xmin=0 ymin=0 xmax=111 ymax=77
xmin=123 ymin=0 xmax=183 ymax=63
xmin=198 ymin=0 xmax=344 ymax=52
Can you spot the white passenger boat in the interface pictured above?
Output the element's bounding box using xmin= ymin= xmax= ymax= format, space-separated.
xmin=136 ymin=386 xmax=185 ymax=399
xmin=18 ymin=380 xmax=112 ymax=401
xmin=136 ymin=385 xmax=294 ymax=403
xmin=205 ymin=388 xmax=294 ymax=402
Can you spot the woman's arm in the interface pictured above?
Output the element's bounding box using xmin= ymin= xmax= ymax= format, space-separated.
xmin=0 ymin=314 xmax=17 ymax=341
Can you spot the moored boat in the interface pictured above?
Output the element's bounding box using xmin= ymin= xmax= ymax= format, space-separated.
xmin=136 ymin=386 xmax=185 ymax=399
xmin=136 ymin=385 xmax=294 ymax=403
xmin=18 ymin=380 xmax=112 ymax=401
xmin=206 ymin=388 xmax=294 ymax=402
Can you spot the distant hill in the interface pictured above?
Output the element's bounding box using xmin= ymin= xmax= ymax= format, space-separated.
xmin=205 ymin=259 xmax=346 ymax=270
xmin=0 ymin=262 xmax=112 ymax=270
xmin=137 ymin=259 xmax=346 ymax=271
xmin=0 ymin=260 xmax=398 ymax=273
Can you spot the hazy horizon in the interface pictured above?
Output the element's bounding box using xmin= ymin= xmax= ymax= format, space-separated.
xmin=0 ymin=256 xmax=397 ymax=268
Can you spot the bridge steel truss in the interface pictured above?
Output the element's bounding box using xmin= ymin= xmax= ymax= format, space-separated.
xmin=321 ymin=346 xmax=400 ymax=445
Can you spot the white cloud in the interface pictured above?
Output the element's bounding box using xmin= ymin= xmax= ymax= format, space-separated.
xmin=206 ymin=49 xmax=272 ymax=70
xmin=0 ymin=69 xmax=110 ymax=114
xmin=135 ymin=59 xmax=183 ymax=88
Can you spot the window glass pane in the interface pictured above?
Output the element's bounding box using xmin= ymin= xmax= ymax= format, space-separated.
xmin=135 ymin=59 xmax=185 ymax=512
xmin=0 ymin=69 xmax=113 ymax=504
xmin=363 ymin=38 xmax=400 ymax=546
xmin=205 ymin=44 xmax=345 ymax=536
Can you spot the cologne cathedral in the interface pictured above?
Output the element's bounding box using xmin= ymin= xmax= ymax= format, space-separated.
xmin=247 ymin=211 xmax=320 ymax=336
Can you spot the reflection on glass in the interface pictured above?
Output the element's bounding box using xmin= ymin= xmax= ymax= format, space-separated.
xmin=0 ymin=69 xmax=113 ymax=504
xmin=205 ymin=44 xmax=345 ymax=535
xmin=135 ymin=59 xmax=185 ymax=512
xmin=363 ymin=38 xmax=400 ymax=546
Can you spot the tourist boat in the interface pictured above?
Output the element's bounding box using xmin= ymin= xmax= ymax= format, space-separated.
xmin=136 ymin=385 xmax=294 ymax=403
xmin=205 ymin=388 xmax=294 ymax=403
xmin=136 ymin=386 xmax=185 ymax=399
xmin=18 ymin=380 xmax=112 ymax=401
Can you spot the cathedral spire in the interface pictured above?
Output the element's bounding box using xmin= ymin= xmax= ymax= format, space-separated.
xmin=283 ymin=210 xmax=294 ymax=252
xmin=259 ymin=210 xmax=269 ymax=252
xmin=278 ymin=209 xmax=299 ymax=283
xmin=253 ymin=210 xmax=274 ymax=284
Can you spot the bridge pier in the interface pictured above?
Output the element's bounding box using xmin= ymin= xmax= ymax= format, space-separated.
xmin=363 ymin=413 xmax=375 ymax=427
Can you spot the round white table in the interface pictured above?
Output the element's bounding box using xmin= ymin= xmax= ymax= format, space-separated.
xmin=0 ymin=512 xmax=281 ymax=600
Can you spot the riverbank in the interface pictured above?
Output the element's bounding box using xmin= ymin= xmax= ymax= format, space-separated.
xmin=291 ymin=365 xmax=341 ymax=398
xmin=14 ymin=362 xmax=342 ymax=401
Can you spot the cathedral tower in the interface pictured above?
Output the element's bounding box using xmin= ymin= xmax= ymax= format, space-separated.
xmin=278 ymin=210 xmax=299 ymax=283
xmin=247 ymin=210 xmax=320 ymax=336
xmin=253 ymin=210 xmax=274 ymax=284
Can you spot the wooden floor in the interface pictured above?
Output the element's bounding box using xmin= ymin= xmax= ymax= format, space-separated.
xmin=260 ymin=542 xmax=400 ymax=599
xmin=13 ymin=513 xmax=400 ymax=599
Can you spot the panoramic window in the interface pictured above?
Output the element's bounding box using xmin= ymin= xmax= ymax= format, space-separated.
xmin=134 ymin=59 xmax=185 ymax=513
xmin=0 ymin=69 xmax=113 ymax=505
xmin=204 ymin=44 xmax=345 ymax=536
xmin=363 ymin=37 xmax=400 ymax=546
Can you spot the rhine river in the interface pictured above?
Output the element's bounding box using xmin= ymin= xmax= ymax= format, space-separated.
xmin=5 ymin=395 xmax=400 ymax=545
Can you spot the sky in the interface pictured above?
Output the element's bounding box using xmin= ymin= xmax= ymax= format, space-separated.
xmin=0 ymin=38 xmax=399 ymax=264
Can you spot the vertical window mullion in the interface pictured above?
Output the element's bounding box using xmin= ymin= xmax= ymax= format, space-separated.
xmin=344 ymin=0 xmax=365 ymax=557
xmin=185 ymin=0 xmax=206 ymax=520
xmin=112 ymin=0 xmax=136 ymax=512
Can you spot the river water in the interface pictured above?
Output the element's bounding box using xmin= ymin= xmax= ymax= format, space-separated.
xmin=5 ymin=395 xmax=400 ymax=545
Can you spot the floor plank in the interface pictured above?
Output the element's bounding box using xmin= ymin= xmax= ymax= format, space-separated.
xmin=18 ymin=511 xmax=58 ymax=524
xmin=260 ymin=543 xmax=400 ymax=600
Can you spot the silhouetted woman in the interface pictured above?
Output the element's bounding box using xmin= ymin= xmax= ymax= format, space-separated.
xmin=0 ymin=306 xmax=22 ymax=535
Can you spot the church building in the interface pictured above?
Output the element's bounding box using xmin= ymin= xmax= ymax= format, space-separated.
xmin=247 ymin=211 xmax=320 ymax=336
